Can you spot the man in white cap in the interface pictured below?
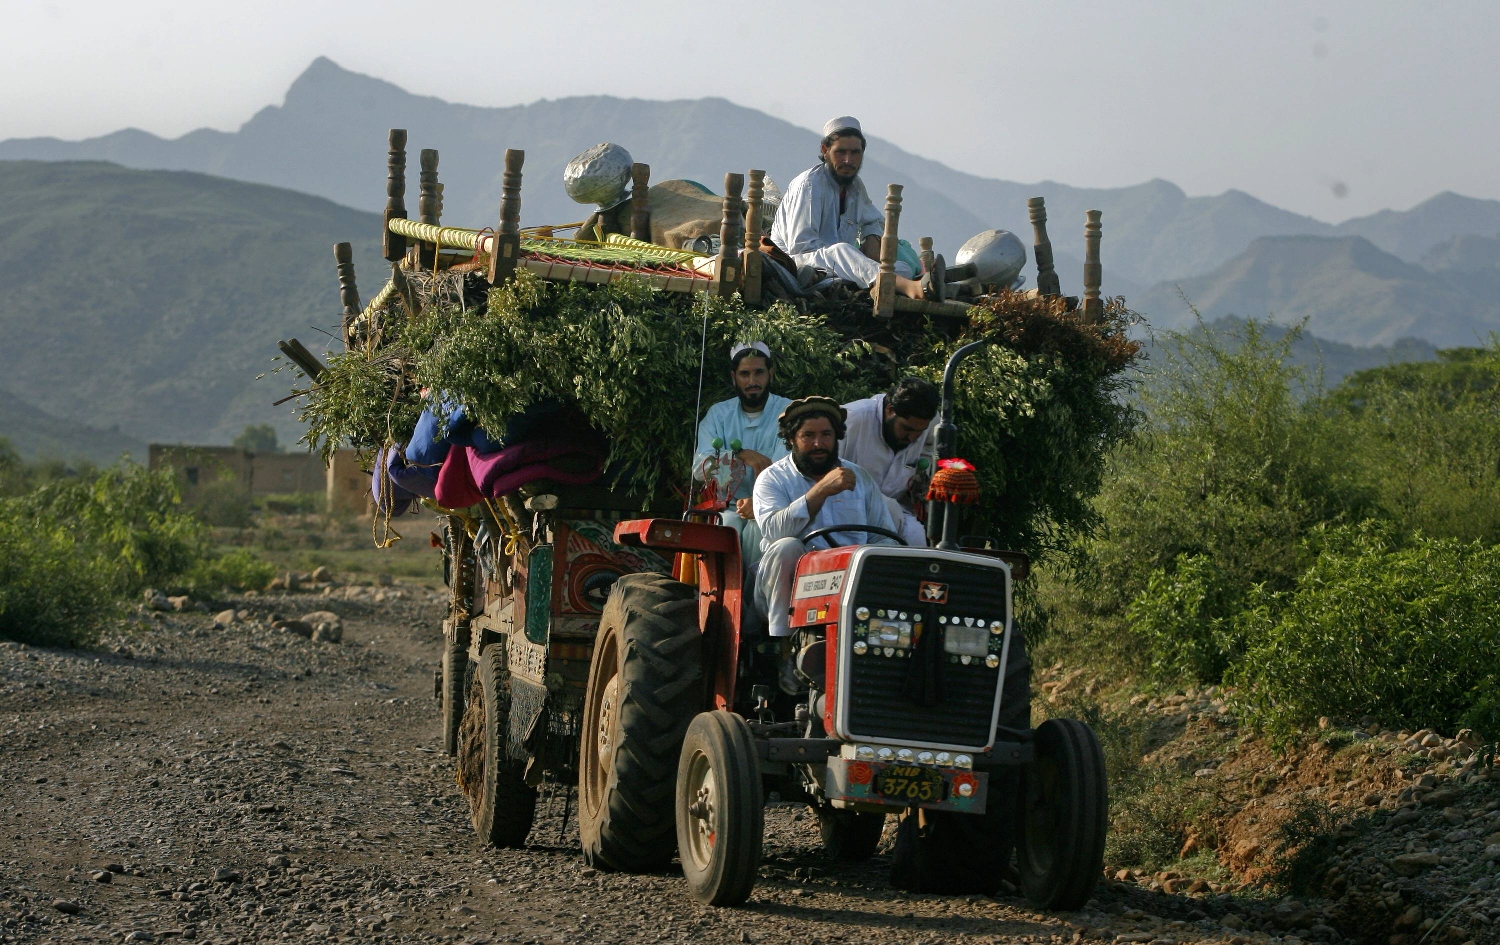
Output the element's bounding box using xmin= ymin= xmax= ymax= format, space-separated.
xmin=771 ymin=117 xmax=957 ymax=300
xmin=693 ymin=342 xmax=792 ymax=567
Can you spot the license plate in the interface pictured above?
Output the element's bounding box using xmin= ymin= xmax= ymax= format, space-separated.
xmin=875 ymin=765 xmax=946 ymax=803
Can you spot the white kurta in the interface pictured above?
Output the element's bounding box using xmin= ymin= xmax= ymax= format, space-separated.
xmin=752 ymin=455 xmax=897 ymax=636
xmin=693 ymin=394 xmax=792 ymax=567
xmin=769 ymin=164 xmax=912 ymax=287
xmin=840 ymin=393 xmax=932 ymax=546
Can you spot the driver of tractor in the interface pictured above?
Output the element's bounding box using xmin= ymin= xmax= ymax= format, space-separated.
xmin=752 ymin=397 xmax=898 ymax=643
xmin=692 ymin=342 xmax=792 ymax=569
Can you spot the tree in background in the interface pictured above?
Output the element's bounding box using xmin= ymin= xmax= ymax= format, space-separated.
xmin=232 ymin=424 xmax=280 ymax=453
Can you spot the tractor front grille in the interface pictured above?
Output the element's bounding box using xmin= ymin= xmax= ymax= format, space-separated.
xmin=838 ymin=550 xmax=1011 ymax=749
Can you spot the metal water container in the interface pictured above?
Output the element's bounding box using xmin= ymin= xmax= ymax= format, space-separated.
xmin=564 ymin=143 xmax=634 ymax=210
xmin=955 ymin=229 xmax=1028 ymax=291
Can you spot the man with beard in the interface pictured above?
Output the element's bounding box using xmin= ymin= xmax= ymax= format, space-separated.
xmin=693 ymin=342 xmax=792 ymax=566
xmin=770 ymin=117 xmax=963 ymax=300
xmin=841 ymin=377 xmax=941 ymax=547
xmin=753 ymin=397 xmax=897 ymax=643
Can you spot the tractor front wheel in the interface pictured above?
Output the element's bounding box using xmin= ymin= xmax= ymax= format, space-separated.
xmin=1015 ymin=718 xmax=1108 ymax=911
xmin=676 ymin=711 xmax=764 ymax=906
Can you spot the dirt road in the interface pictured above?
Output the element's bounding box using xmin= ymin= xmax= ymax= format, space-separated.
xmin=2 ymin=591 xmax=1237 ymax=944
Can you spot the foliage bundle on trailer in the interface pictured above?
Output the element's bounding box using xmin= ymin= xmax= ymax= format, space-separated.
xmin=298 ymin=268 xmax=1140 ymax=559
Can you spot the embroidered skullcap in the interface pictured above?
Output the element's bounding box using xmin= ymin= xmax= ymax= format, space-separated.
xmin=821 ymin=116 xmax=862 ymax=138
xmin=729 ymin=341 xmax=771 ymax=360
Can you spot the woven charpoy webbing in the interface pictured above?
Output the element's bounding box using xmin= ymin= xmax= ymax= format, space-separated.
xmin=385 ymin=218 xmax=706 ymax=267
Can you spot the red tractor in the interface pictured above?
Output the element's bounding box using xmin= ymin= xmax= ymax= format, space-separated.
xmin=442 ymin=342 xmax=1108 ymax=909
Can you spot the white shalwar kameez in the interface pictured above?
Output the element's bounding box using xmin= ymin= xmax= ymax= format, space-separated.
xmin=840 ymin=393 xmax=932 ymax=547
xmin=770 ymin=164 xmax=914 ymax=287
xmin=752 ymin=456 xmax=897 ymax=637
xmin=692 ymin=393 xmax=792 ymax=567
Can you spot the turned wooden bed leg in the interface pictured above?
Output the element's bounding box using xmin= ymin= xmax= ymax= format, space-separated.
xmin=487 ymin=149 xmax=525 ymax=285
xmin=872 ymin=184 xmax=903 ymax=318
xmin=742 ymin=169 xmax=765 ymax=304
xmin=1028 ymin=197 xmax=1061 ymax=297
xmin=918 ymin=236 xmax=935 ymax=276
xmin=382 ymin=129 xmax=407 ymax=262
xmin=1083 ymin=209 xmax=1103 ymax=322
xmin=712 ymin=172 xmax=745 ymax=298
xmin=630 ymin=163 xmax=652 ymax=242
xmin=335 ymin=242 xmax=361 ymax=347
xmin=418 ymin=148 xmax=440 ymax=269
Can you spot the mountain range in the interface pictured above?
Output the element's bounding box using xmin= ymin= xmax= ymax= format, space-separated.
xmin=3 ymin=58 xmax=1499 ymax=455
xmin=7 ymin=57 xmax=1500 ymax=305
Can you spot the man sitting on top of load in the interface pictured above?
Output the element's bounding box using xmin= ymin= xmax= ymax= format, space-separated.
xmin=771 ymin=116 xmax=971 ymax=302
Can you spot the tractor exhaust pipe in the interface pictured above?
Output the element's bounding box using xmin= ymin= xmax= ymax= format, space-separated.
xmin=928 ymin=340 xmax=991 ymax=549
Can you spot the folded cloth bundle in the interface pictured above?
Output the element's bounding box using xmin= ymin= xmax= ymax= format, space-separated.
xmin=467 ymin=436 xmax=606 ymax=498
xmin=434 ymin=445 xmax=485 ymax=509
xmin=408 ymin=397 xmax=569 ymax=465
xmin=372 ymin=445 xmax=420 ymax=516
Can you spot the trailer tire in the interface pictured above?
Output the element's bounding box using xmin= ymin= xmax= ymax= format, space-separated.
xmin=817 ymin=807 xmax=885 ymax=861
xmin=440 ymin=629 xmax=467 ymax=756
xmin=457 ymin=645 xmax=536 ymax=848
xmin=579 ymin=573 xmax=702 ymax=872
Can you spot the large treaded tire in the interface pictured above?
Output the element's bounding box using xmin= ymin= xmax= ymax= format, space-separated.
xmin=440 ymin=627 xmax=467 ymax=756
xmin=457 ymin=645 xmax=537 ymax=848
xmin=440 ymin=520 xmax=474 ymax=756
xmin=1016 ymin=718 xmax=1108 ymax=911
xmin=676 ymin=711 xmax=764 ymax=906
xmin=579 ymin=573 xmax=703 ymax=872
xmin=890 ymin=624 xmax=1031 ymax=894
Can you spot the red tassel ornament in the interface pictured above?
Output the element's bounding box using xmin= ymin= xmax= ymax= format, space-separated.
xmin=926 ymin=457 xmax=981 ymax=505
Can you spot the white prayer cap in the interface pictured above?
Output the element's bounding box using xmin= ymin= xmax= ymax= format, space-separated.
xmin=730 ymin=341 xmax=772 ymax=361
xmin=821 ymin=116 xmax=862 ymax=138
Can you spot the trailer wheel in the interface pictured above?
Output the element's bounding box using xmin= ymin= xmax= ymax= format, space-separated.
xmin=1016 ymin=718 xmax=1108 ymax=911
xmin=817 ymin=806 xmax=885 ymax=861
xmin=889 ymin=626 xmax=1031 ymax=894
xmin=579 ymin=573 xmax=702 ymax=872
xmin=440 ymin=628 xmax=467 ymax=756
xmin=676 ymin=711 xmax=764 ymax=906
xmin=457 ymin=645 xmax=536 ymax=848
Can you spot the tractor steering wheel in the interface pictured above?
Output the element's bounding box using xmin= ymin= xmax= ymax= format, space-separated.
xmin=800 ymin=524 xmax=908 ymax=549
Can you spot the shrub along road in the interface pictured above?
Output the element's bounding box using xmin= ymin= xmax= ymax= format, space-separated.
xmin=2 ymin=588 xmax=1491 ymax=944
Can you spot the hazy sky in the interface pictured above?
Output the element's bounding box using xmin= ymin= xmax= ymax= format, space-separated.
xmin=2 ymin=0 xmax=1495 ymax=223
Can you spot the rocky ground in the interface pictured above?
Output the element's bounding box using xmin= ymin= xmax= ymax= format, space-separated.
xmin=2 ymin=587 xmax=1497 ymax=944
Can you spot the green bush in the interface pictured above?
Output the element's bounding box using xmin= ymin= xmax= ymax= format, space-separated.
xmin=187 ymin=472 xmax=255 ymax=528
xmin=186 ymin=548 xmax=276 ymax=592
xmin=0 ymin=504 xmax=112 ymax=646
xmin=1127 ymin=554 xmax=1243 ymax=683
xmin=1230 ymin=524 xmax=1500 ymax=740
xmin=16 ymin=464 xmax=207 ymax=596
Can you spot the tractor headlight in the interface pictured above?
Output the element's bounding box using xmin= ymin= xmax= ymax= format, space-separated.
xmin=954 ymin=754 xmax=973 ymax=768
xmin=917 ymin=751 xmax=934 ymax=765
xmin=855 ymin=745 xmax=875 ymax=761
xmin=876 ymin=747 xmax=894 ymax=761
xmin=956 ymin=781 xmax=975 ymax=798
xmin=895 ymin=748 xmax=914 ymax=762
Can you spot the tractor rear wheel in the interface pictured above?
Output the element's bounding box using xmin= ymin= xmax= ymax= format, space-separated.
xmin=676 ymin=710 xmax=764 ymax=906
xmin=817 ymin=806 xmax=885 ymax=861
xmin=457 ymin=645 xmax=536 ymax=847
xmin=1015 ymin=718 xmax=1108 ymax=911
xmin=578 ymin=573 xmax=702 ymax=872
